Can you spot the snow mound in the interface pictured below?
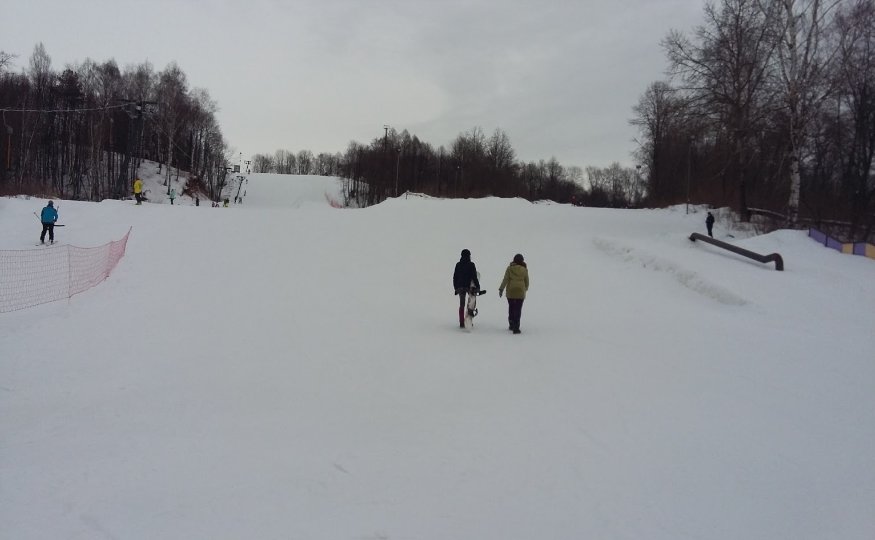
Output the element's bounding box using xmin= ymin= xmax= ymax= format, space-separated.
xmin=593 ymin=236 xmax=749 ymax=305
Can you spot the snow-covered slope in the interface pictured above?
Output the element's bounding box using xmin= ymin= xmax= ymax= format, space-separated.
xmin=1 ymin=178 xmax=873 ymax=540
xmin=133 ymin=161 xmax=197 ymax=206
xmin=240 ymin=173 xmax=344 ymax=208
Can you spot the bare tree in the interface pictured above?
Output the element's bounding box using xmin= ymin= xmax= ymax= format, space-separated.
xmin=271 ymin=149 xmax=292 ymax=173
xmin=122 ymin=61 xmax=154 ymax=102
xmin=0 ymin=50 xmax=14 ymax=72
xmin=486 ymin=128 xmax=516 ymax=195
xmin=448 ymin=127 xmax=488 ymax=195
xmin=835 ymin=0 xmax=875 ymax=234
xmin=631 ymin=81 xmax=689 ymax=202
xmin=296 ymin=149 xmax=314 ymax=174
xmin=155 ymin=62 xmax=188 ymax=192
xmin=315 ymin=152 xmax=339 ymax=176
xmin=251 ymin=153 xmax=275 ymax=173
xmin=18 ymin=43 xmax=54 ymax=189
xmin=764 ymin=0 xmax=842 ymax=224
xmin=664 ymin=0 xmax=778 ymax=219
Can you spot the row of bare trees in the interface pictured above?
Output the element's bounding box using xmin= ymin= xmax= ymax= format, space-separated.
xmin=632 ymin=0 xmax=875 ymax=239
xmin=253 ymin=127 xmax=635 ymax=208
xmin=0 ymin=43 xmax=230 ymax=201
xmin=251 ymin=149 xmax=342 ymax=176
xmin=338 ymin=126 xmax=590 ymax=207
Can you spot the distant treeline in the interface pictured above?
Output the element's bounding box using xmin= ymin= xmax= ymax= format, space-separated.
xmin=254 ymin=0 xmax=875 ymax=242
xmin=631 ymin=0 xmax=874 ymax=238
xmin=0 ymin=43 xmax=230 ymax=201
xmin=252 ymin=127 xmax=646 ymax=209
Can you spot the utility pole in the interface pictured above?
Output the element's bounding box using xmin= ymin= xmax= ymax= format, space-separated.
xmin=636 ymin=164 xmax=642 ymax=207
xmin=2 ymin=108 xmax=13 ymax=183
xmin=686 ymin=136 xmax=692 ymax=215
xmin=383 ymin=125 xmax=389 ymax=199
xmin=5 ymin=125 xmax=11 ymax=173
xmin=395 ymin=146 xmax=401 ymax=197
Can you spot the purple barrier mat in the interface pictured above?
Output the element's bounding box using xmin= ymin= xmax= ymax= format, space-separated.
xmin=808 ymin=228 xmax=827 ymax=243
xmin=826 ymin=237 xmax=843 ymax=251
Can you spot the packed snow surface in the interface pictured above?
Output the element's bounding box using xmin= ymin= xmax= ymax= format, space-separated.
xmin=2 ymin=173 xmax=874 ymax=539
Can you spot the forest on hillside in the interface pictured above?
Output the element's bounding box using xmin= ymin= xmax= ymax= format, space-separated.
xmin=0 ymin=44 xmax=229 ymax=202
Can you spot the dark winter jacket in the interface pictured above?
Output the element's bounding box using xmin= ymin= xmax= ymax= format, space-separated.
xmin=40 ymin=205 xmax=58 ymax=224
xmin=453 ymin=255 xmax=480 ymax=292
xmin=499 ymin=262 xmax=529 ymax=299
xmin=706 ymin=213 xmax=715 ymax=227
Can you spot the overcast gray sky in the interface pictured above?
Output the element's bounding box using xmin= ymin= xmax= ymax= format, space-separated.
xmin=5 ymin=0 xmax=704 ymax=169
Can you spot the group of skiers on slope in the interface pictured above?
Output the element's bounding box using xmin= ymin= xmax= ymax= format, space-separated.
xmin=134 ymin=177 xmax=235 ymax=207
xmin=134 ymin=177 xmax=178 ymax=205
xmin=454 ymin=249 xmax=530 ymax=334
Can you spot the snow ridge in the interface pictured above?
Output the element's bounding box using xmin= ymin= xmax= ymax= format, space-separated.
xmin=592 ymin=236 xmax=748 ymax=306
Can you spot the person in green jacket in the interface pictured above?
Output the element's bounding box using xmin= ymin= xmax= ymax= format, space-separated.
xmin=498 ymin=253 xmax=529 ymax=334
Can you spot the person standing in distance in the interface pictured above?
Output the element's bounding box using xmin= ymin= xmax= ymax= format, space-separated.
xmin=453 ymin=249 xmax=481 ymax=329
xmin=133 ymin=177 xmax=144 ymax=205
xmin=39 ymin=200 xmax=58 ymax=245
xmin=706 ymin=211 xmax=715 ymax=238
xmin=498 ymin=253 xmax=529 ymax=334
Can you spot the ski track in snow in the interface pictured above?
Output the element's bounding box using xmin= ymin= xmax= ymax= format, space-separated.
xmin=592 ymin=236 xmax=749 ymax=306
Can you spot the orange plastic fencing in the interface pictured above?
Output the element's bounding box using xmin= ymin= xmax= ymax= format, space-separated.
xmin=0 ymin=228 xmax=131 ymax=313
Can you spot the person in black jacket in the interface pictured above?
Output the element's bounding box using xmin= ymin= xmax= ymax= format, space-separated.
xmin=453 ymin=249 xmax=480 ymax=328
xmin=706 ymin=211 xmax=715 ymax=238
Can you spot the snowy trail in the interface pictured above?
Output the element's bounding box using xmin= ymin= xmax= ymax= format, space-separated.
xmin=2 ymin=174 xmax=874 ymax=539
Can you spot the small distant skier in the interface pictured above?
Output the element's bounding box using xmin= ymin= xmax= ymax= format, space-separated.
xmin=498 ymin=253 xmax=529 ymax=334
xmin=195 ymin=196 xmax=200 ymax=207
xmin=133 ymin=177 xmax=144 ymax=205
xmin=453 ymin=249 xmax=481 ymax=328
xmin=39 ymin=200 xmax=58 ymax=245
xmin=706 ymin=211 xmax=715 ymax=238
xmin=170 ymin=188 xmax=176 ymax=205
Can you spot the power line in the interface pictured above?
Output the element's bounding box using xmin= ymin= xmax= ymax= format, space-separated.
xmin=0 ymin=103 xmax=130 ymax=113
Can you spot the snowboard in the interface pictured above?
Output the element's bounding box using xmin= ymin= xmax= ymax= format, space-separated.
xmin=463 ymin=271 xmax=487 ymax=330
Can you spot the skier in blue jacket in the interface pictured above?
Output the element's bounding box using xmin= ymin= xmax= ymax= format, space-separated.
xmin=39 ymin=201 xmax=58 ymax=244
